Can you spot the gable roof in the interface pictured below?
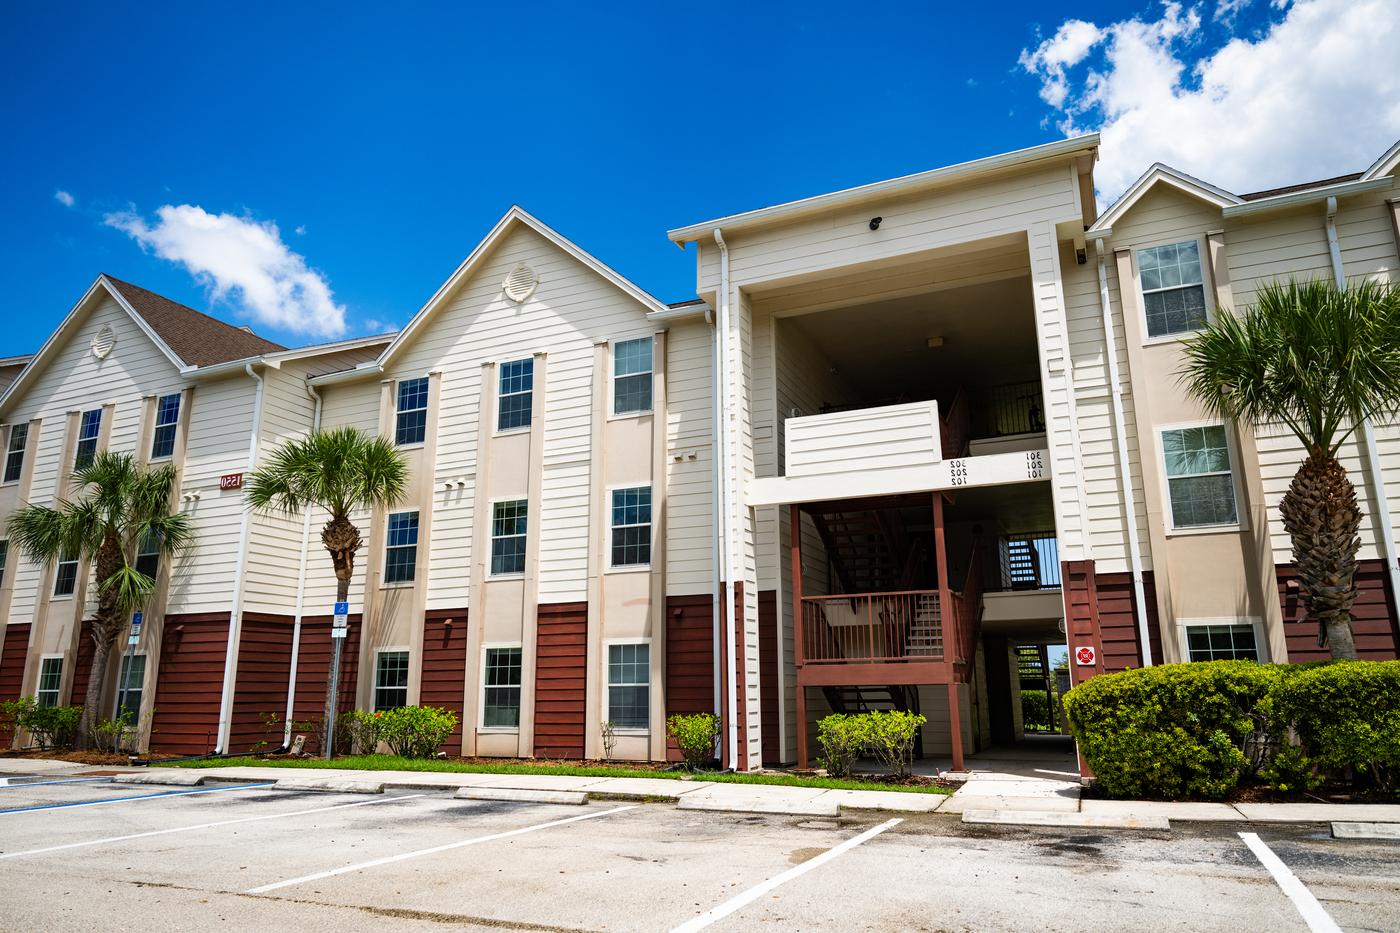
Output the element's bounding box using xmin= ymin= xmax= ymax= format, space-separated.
xmin=1361 ymin=138 xmax=1400 ymax=181
xmin=377 ymin=206 xmax=668 ymax=370
xmin=1088 ymin=163 xmax=1241 ymax=237
xmin=1239 ymin=173 xmax=1364 ymax=201
xmin=103 ymin=275 xmax=285 ymax=366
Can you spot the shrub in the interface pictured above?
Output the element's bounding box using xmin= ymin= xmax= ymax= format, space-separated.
xmin=816 ymin=713 xmax=872 ymax=777
xmin=1276 ymin=661 xmax=1400 ymax=793
xmin=866 ymin=710 xmax=927 ymax=777
xmin=1020 ymin=689 xmax=1053 ymax=733
xmin=1 ymin=697 xmax=82 ymax=749
xmin=90 ymin=711 xmax=138 ymax=754
xmin=375 ymin=705 xmax=458 ymax=758
xmin=667 ymin=713 xmax=720 ymax=770
xmin=1062 ymin=661 xmax=1279 ymax=799
xmin=344 ymin=709 xmax=387 ymax=755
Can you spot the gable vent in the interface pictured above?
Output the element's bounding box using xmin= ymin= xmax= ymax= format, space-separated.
xmin=503 ymin=263 xmax=539 ymax=303
xmin=91 ymin=325 xmax=117 ymax=360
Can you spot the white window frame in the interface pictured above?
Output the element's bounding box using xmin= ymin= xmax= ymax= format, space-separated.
xmin=394 ymin=376 xmax=430 ymax=448
xmin=1178 ymin=617 xmax=1269 ymax=663
xmin=479 ymin=642 xmax=523 ymax=733
xmin=74 ymin=407 xmax=103 ymax=469
xmin=0 ymin=538 xmax=8 ymax=586
xmin=373 ymin=647 xmax=411 ymax=712
xmin=606 ymin=484 xmax=653 ymax=572
xmin=488 ymin=497 xmax=528 ymax=579
xmin=3 ymin=422 xmax=28 ymax=485
xmin=495 ymin=357 xmax=534 ymax=435
xmin=382 ymin=510 xmax=419 ymax=587
xmin=603 ymin=638 xmax=652 ymax=734
xmin=609 ymin=336 xmax=654 ymax=418
xmin=36 ymin=654 xmax=64 ymax=708
xmin=52 ymin=550 xmax=80 ymax=599
xmin=114 ymin=651 xmax=148 ymax=720
xmin=150 ymin=392 xmax=182 ymax=461
xmin=1156 ymin=420 xmax=1246 ymax=536
xmin=1134 ymin=235 xmax=1214 ymax=345
xmin=135 ymin=528 xmax=162 ymax=579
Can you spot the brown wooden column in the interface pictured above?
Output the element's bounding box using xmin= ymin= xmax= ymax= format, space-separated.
xmin=790 ymin=505 xmax=808 ymax=769
xmin=933 ymin=492 xmax=964 ymax=771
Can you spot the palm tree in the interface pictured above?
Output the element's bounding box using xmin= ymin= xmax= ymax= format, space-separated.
xmin=245 ymin=427 xmax=407 ymax=754
xmin=7 ymin=451 xmax=193 ymax=748
xmin=1180 ymin=278 xmax=1400 ymax=659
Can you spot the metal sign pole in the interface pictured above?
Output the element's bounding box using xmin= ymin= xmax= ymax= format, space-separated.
xmin=325 ymin=602 xmax=349 ymax=760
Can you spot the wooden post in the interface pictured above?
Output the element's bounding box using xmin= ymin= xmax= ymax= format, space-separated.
xmin=933 ymin=492 xmax=965 ymax=771
xmin=790 ymin=505 xmax=808 ymax=769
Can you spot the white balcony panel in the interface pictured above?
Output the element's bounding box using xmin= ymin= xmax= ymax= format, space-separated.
xmin=784 ymin=400 xmax=942 ymax=478
xmin=749 ymin=448 xmax=1052 ymax=506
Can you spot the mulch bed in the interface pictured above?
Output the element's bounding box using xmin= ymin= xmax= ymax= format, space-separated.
xmin=0 ymin=750 xmax=137 ymax=766
xmin=1081 ymin=779 xmax=1397 ymax=805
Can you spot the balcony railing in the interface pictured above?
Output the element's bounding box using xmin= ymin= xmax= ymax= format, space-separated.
xmin=799 ymin=590 xmax=943 ymax=664
xmin=983 ymin=531 xmax=1061 ymax=591
xmin=970 ymin=381 xmax=1045 ymax=438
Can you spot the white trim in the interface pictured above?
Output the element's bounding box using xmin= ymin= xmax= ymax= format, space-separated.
xmin=1132 ymin=235 xmax=1215 ymax=342
xmin=35 ymin=654 xmax=64 ymax=707
xmin=668 ymin=135 xmax=1100 ymax=242
xmin=494 ymin=356 xmax=535 ymax=435
xmin=1089 ymin=164 xmax=1240 ymax=236
xmin=602 ymin=637 xmax=653 ymax=734
xmin=113 ymin=651 xmax=148 ymax=718
xmin=1361 ymin=138 xmax=1400 ymax=181
xmin=478 ymin=642 xmax=524 ymax=733
xmin=392 ymin=374 xmax=431 ymax=447
xmin=486 ymin=496 xmax=529 ymax=578
xmin=605 ymin=483 xmax=654 ymax=572
xmin=371 ymin=646 xmax=411 ymax=712
xmin=1177 ymin=617 xmax=1269 ymax=663
xmin=382 ymin=509 xmax=421 ymax=586
xmin=1155 ymin=420 xmax=1248 ymax=535
xmin=606 ymin=335 xmax=655 ymax=419
xmin=1223 ymin=175 xmax=1395 ymax=218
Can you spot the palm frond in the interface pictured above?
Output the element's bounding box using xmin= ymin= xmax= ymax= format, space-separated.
xmin=98 ymin=562 xmax=158 ymax=615
xmin=247 ymin=427 xmax=408 ymax=520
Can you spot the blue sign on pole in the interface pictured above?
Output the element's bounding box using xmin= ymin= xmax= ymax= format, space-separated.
xmin=129 ymin=611 xmax=144 ymax=646
xmin=333 ymin=602 xmax=349 ymax=617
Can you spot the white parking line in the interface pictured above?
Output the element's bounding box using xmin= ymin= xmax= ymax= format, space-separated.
xmin=1239 ymin=832 xmax=1342 ymax=933
xmin=670 ymin=818 xmax=903 ymax=933
xmin=0 ymin=793 xmax=427 ymax=860
xmin=247 ymin=804 xmax=638 ymax=895
xmin=0 ymin=781 xmax=275 ymax=814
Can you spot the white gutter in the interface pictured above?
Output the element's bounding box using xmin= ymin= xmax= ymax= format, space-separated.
xmin=1095 ymin=240 xmax=1153 ymax=664
xmin=1223 ymin=176 xmax=1395 ymax=219
xmin=215 ymin=363 xmax=266 ymax=753
xmin=713 ymin=229 xmax=740 ymax=767
xmin=1323 ymin=197 xmax=1400 ymax=627
xmin=281 ymin=381 xmax=323 ymax=746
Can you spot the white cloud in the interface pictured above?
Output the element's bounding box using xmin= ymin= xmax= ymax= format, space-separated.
xmin=104 ymin=204 xmax=347 ymax=339
xmin=294 ymin=225 xmax=307 ymax=235
xmin=54 ymin=189 xmax=75 ymax=208
xmin=1020 ymin=0 xmax=1400 ymax=200
xmin=1019 ymin=20 xmax=1106 ymax=107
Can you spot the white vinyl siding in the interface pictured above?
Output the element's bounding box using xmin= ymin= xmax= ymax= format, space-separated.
xmin=663 ymin=319 xmax=715 ymax=596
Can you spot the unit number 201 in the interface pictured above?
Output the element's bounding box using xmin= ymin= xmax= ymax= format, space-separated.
xmin=1026 ymin=451 xmax=1046 ymax=479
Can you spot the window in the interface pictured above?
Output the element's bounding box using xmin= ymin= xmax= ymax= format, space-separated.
xmin=0 ymin=540 xmax=7 ymax=585
xmin=75 ymin=408 xmax=102 ymax=469
xmin=1185 ymin=623 xmax=1259 ymax=662
xmin=613 ymin=337 xmax=653 ymax=415
xmin=384 ymin=511 xmax=419 ymax=584
xmin=607 ymin=643 xmax=650 ymax=729
xmin=491 ymin=499 xmax=527 ymax=576
xmin=150 ymin=393 xmax=181 ymax=459
xmin=374 ymin=650 xmax=409 ymax=711
xmin=4 ymin=422 xmax=28 ymax=483
xmin=1162 ymin=425 xmax=1238 ymax=528
xmin=610 ymin=486 xmax=652 ymax=568
xmin=1138 ymin=240 xmax=1208 ymax=338
xmin=116 ymin=653 xmax=146 ymax=720
xmin=36 ymin=657 xmax=62 ymax=709
xmin=497 ymin=358 xmax=533 ymax=431
xmin=482 ymin=646 xmax=522 ymax=728
xmin=53 ymin=549 xmax=79 ymax=597
xmin=395 ymin=377 xmax=429 ymax=446
xmin=134 ymin=529 xmax=162 ymax=579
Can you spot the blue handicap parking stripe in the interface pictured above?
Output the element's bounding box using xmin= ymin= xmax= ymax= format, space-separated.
xmin=0 ymin=781 xmax=276 ymax=814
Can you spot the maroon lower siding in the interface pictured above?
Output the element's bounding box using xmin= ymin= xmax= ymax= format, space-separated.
xmin=1279 ymin=559 xmax=1400 ymax=661
xmin=1061 ymin=561 xmax=1159 ymax=682
xmin=421 ymin=609 xmax=468 ymax=752
xmin=227 ymin=614 xmax=295 ymax=754
xmin=69 ymin=620 xmax=97 ymax=712
xmin=0 ymin=623 xmax=30 ymax=746
xmin=289 ymin=615 xmax=361 ymax=753
xmin=665 ymin=594 xmax=715 ymax=762
xmin=150 ymin=613 xmax=230 ymax=755
xmin=534 ymin=602 xmax=588 ymax=758
xmin=758 ymin=590 xmax=781 ymax=765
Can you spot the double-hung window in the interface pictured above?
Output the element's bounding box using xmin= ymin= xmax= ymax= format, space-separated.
xmin=36 ymin=657 xmax=63 ymax=708
xmin=610 ymin=486 xmax=652 ymax=568
xmin=482 ymin=646 xmax=522 ymax=728
xmin=613 ymin=337 xmax=653 ymax=415
xmin=491 ymin=499 xmax=527 ymax=576
xmin=395 ymin=377 xmax=429 ymax=446
xmin=150 ymin=393 xmax=181 ymax=459
xmin=607 ymin=643 xmax=650 ymax=730
xmin=1185 ymin=622 xmax=1260 ymax=662
xmin=116 ymin=654 xmax=147 ymax=720
xmin=135 ymin=529 xmax=162 ymax=579
xmin=4 ymin=423 xmax=28 ymax=483
xmin=384 ymin=512 xmax=419 ymax=584
xmin=374 ymin=650 xmax=409 ymax=711
xmin=53 ymin=549 xmax=79 ymax=597
xmin=0 ymin=539 xmax=8 ymax=586
xmin=75 ymin=408 xmax=102 ymax=469
xmin=1162 ymin=425 xmax=1238 ymax=529
xmin=497 ymin=359 xmax=533 ymax=431
xmin=1138 ymin=240 xmax=1208 ymax=338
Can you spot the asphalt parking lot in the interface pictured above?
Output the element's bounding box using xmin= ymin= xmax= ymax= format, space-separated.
xmin=0 ymin=771 xmax=1396 ymax=932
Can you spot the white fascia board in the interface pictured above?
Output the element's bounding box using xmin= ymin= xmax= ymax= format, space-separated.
xmin=747 ymin=448 xmax=1051 ymax=507
xmin=0 ymin=355 xmax=32 ymax=368
xmin=667 ymin=134 xmax=1101 ymax=243
xmin=262 ymin=332 xmax=397 ymax=364
xmin=1361 ymin=138 xmax=1400 ymax=181
xmin=1222 ymin=175 xmax=1397 ymax=218
xmin=307 ymin=360 xmax=386 ymax=387
xmin=646 ymin=302 xmax=710 ymax=323
xmin=378 ymin=206 xmax=667 ymax=370
xmin=1088 ymin=164 xmax=1240 ymax=236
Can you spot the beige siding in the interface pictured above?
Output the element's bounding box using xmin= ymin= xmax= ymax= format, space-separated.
xmin=664 ymin=319 xmax=715 ymax=595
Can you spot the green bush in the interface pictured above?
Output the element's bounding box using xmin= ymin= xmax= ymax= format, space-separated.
xmin=1062 ymin=661 xmax=1280 ymax=799
xmin=90 ymin=711 xmax=138 ymax=754
xmin=374 ymin=706 xmax=458 ymax=759
xmin=0 ymin=697 xmax=82 ymax=749
xmin=816 ymin=713 xmax=873 ymax=777
xmin=865 ymin=710 xmax=927 ymax=777
xmin=1277 ymin=661 xmax=1400 ymax=793
xmin=1020 ymin=689 xmax=1053 ymax=733
xmin=666 ymin=713 xmax=720 ymax=770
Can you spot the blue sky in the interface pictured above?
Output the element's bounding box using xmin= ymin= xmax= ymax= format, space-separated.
xmin=2 ymin=1 xmax=1394 ymax=353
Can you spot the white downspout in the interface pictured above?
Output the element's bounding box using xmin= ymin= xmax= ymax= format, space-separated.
xmin=713 ymin=228 xmax=740 ymax=768
xmin=707 ymin=305 xmax=725 ymax=741
xmin=1324 ymin=197 xmax=1400 ymax=627
xmin=281 ymin=382 xmax=322 ymax=746
xmin=215 ymin=363 xmax=265 ymax=753
xmin=1095 ymin=240 xmax=1154 ymax=664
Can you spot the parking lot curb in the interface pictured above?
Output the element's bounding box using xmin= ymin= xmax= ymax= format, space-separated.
xmin=677 ymin=796 xmax=841 ymax=817
xmin=961 ymin=808 xmax=1170 ymax=830
xmin=113 ymin=772 xmax=208 ymax=787
xmin=273 ymin=778 xmax=386 ymax=794
xmin=455 ymin=787 xmax=588 ymax=805
xmin=1332 ymin=821 xmax=1400 ymax=840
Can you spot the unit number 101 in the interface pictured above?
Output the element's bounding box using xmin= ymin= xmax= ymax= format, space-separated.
xmin=1026 ymin=451 xmax=1046 ymax=479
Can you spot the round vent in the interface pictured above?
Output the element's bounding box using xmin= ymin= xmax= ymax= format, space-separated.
xmin=91 ymin=325 xmax=117 ymax=359
xmin=502 ymin=263 xmax=539 ymax=303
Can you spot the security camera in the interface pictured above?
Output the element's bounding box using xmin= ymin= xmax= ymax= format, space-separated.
xmin=869 ymin=217 xmax=882 ymax=231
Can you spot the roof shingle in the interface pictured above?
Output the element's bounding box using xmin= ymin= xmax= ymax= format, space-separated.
xmin=104 ymin=275 xmax=285 ymax=367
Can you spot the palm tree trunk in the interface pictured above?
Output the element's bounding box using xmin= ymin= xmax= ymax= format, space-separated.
xmin=1280 ymin=451 xmax=1361 ymax=660
xmin=76 ymin=628 xmax=112 ymax=751
xmin=320 ymin=517 xmax=361 ymax=758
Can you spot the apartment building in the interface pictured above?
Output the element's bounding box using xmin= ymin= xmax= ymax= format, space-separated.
xmin=1 ymin=135 xmax=1397 ymax=768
